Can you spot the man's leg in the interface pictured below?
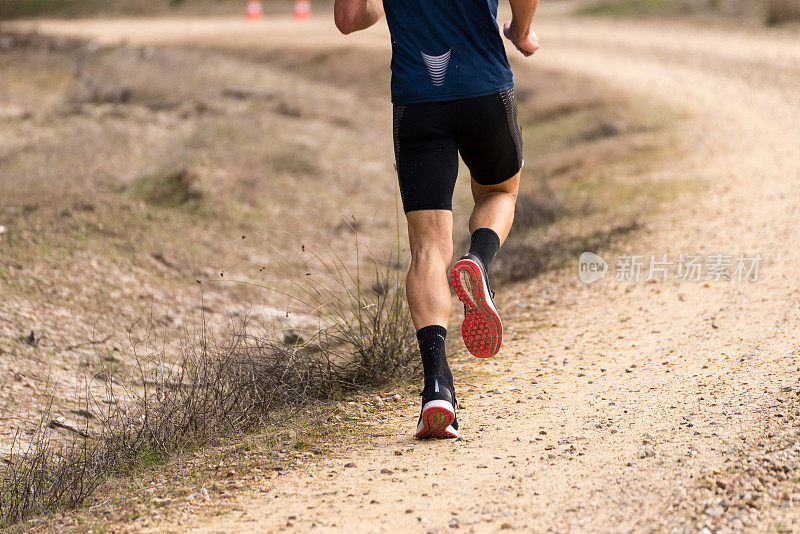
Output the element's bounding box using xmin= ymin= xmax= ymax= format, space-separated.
xmin=406 ymin=210 xmax=453 ymax=329
xmin=469 ymin=172 xmax=520 ymax=246
xmin=406 ymin=210 xmax=459 ymax=439
xmin=393 ymin=100 xmax=461 ymax=438
xmin=450 ymin=173 xmax=520 ymax=358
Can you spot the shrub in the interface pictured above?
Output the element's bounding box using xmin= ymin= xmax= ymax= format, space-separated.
xmin=0 ymin=242 xmax=416 ymax=527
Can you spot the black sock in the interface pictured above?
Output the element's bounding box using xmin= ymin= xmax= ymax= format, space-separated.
xmin=469 ymin=228 xmax=501 ymax=269
xmin=416 ymin=325 xmax=452 ymax=388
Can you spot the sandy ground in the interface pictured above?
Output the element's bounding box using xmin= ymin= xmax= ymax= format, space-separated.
xmin=11 ymin=10 xmax=800 ymax=533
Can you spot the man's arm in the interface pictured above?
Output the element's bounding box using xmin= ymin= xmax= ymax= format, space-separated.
xmin=334 ymin=0 xmax=384 ymax=35
xmin=503 ymin=0 xmax=540 ymax=57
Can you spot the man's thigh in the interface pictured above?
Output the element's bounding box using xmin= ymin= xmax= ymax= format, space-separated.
xmin=394 ymin=101 xmax=460 ymax=213
xmin=456 ymin=89 xmax=524 ymax=187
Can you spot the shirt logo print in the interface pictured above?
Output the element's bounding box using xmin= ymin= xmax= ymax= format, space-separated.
xmin=421 ymin=49 xmax=452 ymax=86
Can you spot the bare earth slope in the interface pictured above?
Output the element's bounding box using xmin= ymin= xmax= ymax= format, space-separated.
xmin=12 ymin=12 xmax=800 ymax=533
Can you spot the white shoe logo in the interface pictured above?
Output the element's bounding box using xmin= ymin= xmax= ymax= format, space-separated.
xmin=421 ymin=49 xmax=451 ymax=87
xmin=434 ymin=380 xmax=440 ymax=393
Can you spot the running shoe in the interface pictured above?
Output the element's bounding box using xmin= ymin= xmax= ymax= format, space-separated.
xmin=450 ymin=252 xmax=502 ymax=358
xmin=415 ymin=376 xmax=458 ymax=439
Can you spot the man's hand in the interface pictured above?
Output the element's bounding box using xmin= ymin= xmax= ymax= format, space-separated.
xmin=502 ymin=21 xmax=539 ymax=57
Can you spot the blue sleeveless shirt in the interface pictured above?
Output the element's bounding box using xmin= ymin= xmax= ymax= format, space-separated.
xmin=383 ymin=0 xmax=514 ymax=104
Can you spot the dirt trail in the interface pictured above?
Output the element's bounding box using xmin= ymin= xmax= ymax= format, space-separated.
xmin=13 ymin=12 xmax=800 ymax=533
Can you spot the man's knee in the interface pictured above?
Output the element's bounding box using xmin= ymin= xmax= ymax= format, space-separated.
xmin=406 ymin=210 xmax=454 ymax=267
xmin=471 ymin=172 xmax=520 ymax=202
xmin=410 ymin=238 xmax=453 ymax=268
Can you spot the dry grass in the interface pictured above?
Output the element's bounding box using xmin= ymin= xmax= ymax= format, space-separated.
xmin=0 ymin=240 xmax=416 ymax=526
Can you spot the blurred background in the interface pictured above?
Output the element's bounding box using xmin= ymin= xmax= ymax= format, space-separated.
xmin=2 ymin=0 xmax=800 ymax=23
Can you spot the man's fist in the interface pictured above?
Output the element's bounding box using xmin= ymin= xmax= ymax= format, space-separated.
xmin=503 ymin=21 xmax=540 ymax=57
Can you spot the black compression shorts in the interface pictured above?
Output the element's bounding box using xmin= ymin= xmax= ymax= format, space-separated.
xmin=392 ymin=88 xmax=523 ymax=213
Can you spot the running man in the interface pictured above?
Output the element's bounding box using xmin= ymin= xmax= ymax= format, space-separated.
xmin=334 ymin=0 xmax=539 ymax=439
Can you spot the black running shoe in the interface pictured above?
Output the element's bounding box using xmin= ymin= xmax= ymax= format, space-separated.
xmin=415 ymin=375 xmax=459 ymax=439
xmin=450 ymin=253 xmax=502 ymax=358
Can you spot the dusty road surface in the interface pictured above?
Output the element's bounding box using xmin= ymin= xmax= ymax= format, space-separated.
xmin=13 ymin=11 xmax=800 ymax=533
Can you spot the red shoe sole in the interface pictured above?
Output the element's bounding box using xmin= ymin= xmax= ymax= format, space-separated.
xmin=415 ymin=402 xmax=458 ymax=440
xmin=450 ymin=258 xmax=502 ymax=359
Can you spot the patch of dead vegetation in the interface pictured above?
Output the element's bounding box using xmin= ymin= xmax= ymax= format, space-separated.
xmin=494 ymin=220 xmax=641 ymax=284
xmin=128 ymin=168 xmax=204 ymax=208
xmin=1 ymin=242 xmax=416 ymax=526
xmin=765 ymin=0 xmax=800 ymax=25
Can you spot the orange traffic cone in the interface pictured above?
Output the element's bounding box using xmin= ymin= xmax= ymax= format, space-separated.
xmin=293 ymin=0 xmax=311 ymax=20
xmin=246 ymin=0 xmax=263 ymax=20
